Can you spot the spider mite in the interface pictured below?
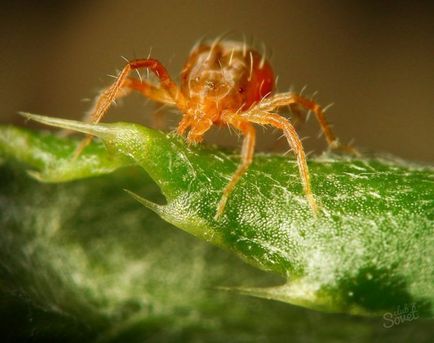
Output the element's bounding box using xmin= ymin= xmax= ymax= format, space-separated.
xmin=75 ymin=38 xmax=348 ymax=219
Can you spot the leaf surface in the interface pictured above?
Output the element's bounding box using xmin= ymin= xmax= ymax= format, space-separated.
xmin=1 ymin=114 xmax=433 ymax=318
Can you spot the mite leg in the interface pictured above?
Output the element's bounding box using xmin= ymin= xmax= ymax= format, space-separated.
xmin=80 ymin=78 xmax=175 ymax=123
xmin=215 ymin=123 xmax=256 ymax=219
xmin=289 ymin=103 xmax=307 ymax=126
xmin=61 ymin=77 xmax=171 ymax=138
xmin=73 ymin=58 xmax=184 ymax=158
xmin=257 ymin=92 xmax=351 ymax=151
xmin=239 ymin=110 xmax=318 ymax=215
xmin=120 ymin=79 xmax=174 ymax=130
xmin=269 ymin=103 xmax=305 ymax=152
xmin=176 ymin=115 xmax=192 ymax=136
xmin=122 ymin=78 xmax=176 ymax=105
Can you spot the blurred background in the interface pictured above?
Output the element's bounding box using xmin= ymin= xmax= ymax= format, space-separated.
xmin=0 ymin=0 xmax=433 ymax=161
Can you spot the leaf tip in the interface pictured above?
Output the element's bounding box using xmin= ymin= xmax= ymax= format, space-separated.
xmin=27 ymin=169 xmax=43 ymax=181
xmin=124 ymin=189 xmax=164 ymax=215
xmin=18 ymin=112 xmax=112 ymax=138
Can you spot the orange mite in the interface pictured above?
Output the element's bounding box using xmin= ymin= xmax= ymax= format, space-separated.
xmin=75 ymin=38 xmax=346 ymax=219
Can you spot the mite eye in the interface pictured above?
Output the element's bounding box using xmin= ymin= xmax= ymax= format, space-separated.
xmin=238 ymin=87 xmax=245 ymax=93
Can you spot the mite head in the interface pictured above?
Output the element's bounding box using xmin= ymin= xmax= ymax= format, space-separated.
xmin=181 ymin=40 xmax=275 ymax=114
xmin=188 ymin=70 xmax=232 ymax=100
xmin=183 ymin=47 xmax=240 ymax=102
xmin=181 ymin=41 xmax=251 ymax=108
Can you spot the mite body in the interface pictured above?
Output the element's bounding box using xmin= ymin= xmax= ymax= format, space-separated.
xmin=177 ymin=41 xmax=274 ymax=142
xmin=76 ymin=38 xmax=349 ymax=218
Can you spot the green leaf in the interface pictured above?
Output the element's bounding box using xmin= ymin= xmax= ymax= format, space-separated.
xmin=1 ymin=113 xmax=433 ymax=321
xmin=4 ymin=163 xmax=434 ymax=343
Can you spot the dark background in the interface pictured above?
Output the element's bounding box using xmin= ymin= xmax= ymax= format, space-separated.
xmin=1 ymin=0 xmax=433 ymax=161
